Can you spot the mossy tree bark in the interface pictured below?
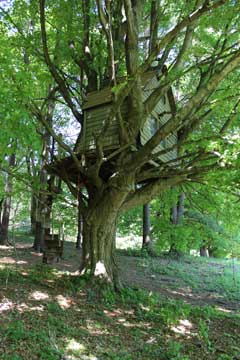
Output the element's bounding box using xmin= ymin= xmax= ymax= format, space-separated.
xmin=80 ymin=211 xmax=118 ymax=286
xmin=79 ymin=180 xmax=133 ymax=289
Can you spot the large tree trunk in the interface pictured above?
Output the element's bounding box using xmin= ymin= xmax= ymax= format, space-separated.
xmin=80 ymin=214 xmax=118 ymax=285
xmin=0 ymin=153 xmax=16 ymax=245
xmin=79 ymin=185 xmax=131 ymax=289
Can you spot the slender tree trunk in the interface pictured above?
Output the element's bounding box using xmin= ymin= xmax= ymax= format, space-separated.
xmin=177 ymin=192 xmax=185 ymax=220
xmin=0 ymin=198 xmax=12 ymax=245
xmin=33 ymin=167 xmax=48 ymax=252
xmin=34 ymin=200 xmax=45 ymax=252
xmin=26 ymin=151 xmax=38 ymax=236
xmin=142 ymin=203 xmax=151 ymax=249
xmin=76 ymin=204 xmax=83 ymax=249
xmin=0 ymin=153 xmax=16 ymax=245
xmin=200 ymin=245 xmax=209 ymax=257
xmin=34 ymin=219 xmax=45 ymax=252
xmin=33 ymin=84 xmax=55 ymax=250
xmin=0 ymin=199 xmax=3 ymax=226
xmin=30 ymin=194 xmax=37 ymax=234
xmin=208 ymin=247 xmax=215 ymax=257
xmin=44 ymin=176 xmax=54 ymax=234
xmin=34 ymin=174 xmax=55 ymax=252
xmin=0 ymin=199 xmax=2 ymax=243
xmin=169 ymin=192 xmax=186 ymax=257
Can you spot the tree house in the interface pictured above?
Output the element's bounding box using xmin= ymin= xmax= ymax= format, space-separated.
xmin=77 ymin=70 xmax=177 ymax=160
xmin=49 ymin=70 xmax=177 ymax=184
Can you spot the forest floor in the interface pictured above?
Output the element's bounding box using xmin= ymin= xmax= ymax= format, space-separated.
xmin=0 ymin=234 xmax=239 ymax=360
xmin=118 ymin=252 xmax=240 ymax=312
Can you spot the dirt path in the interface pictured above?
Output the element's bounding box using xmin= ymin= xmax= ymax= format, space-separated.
xmin=0 ymin=241 xmax=239 ymax=313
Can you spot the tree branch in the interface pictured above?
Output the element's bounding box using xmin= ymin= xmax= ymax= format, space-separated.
xmin=39 ymin=0 xmax=83 ymax=123
xmin=149 ymin=0 xmax=160 ymax=54
xmin=220 ymin=98 xmax=240 ymax=134
xmin=121 ymin=175 xmax=187 ymax=212
xmin=96 ymin=0 xmax=116 ymax=84
xmin=139 ymin=0 xmax=229 ymax=74
xmin=126 ymin=50 xmax=240 ymax=171
xmin=30 ymin=103 xmax=82 ymax=172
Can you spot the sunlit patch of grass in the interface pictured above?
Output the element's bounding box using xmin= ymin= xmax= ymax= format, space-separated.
xmin=65 ymin=339 xmax=86 ymax=355
xmin=138 ymin=255 xmax=240 ymax=301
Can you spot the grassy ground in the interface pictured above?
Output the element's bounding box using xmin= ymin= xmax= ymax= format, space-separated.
xmin=0 ymin=234 xmax=239 ymax=360
xmin=118 ymin=249 xmax=240 ymax=309
xmin=145 ymin=255 xmax=240 ymax=301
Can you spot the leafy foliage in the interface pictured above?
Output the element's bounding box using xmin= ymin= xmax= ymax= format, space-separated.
xmin=119 ymin=185 xmax=240 ymax=258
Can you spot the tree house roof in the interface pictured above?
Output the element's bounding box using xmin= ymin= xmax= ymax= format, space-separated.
xmin=82 ymin=70 xmax=175 ymax=110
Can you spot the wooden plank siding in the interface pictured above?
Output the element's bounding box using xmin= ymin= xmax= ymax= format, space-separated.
xmin=79 ymin=103 xmax=125 ymax=153
xmin=140 ymin=76 xmax=177 ymax=163
xmin=78 ymin=72 xmax=178 ymax=163
xmin=84 ymin=107 xmax=119 ymax=151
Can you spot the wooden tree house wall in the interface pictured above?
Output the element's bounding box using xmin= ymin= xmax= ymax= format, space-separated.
xmin=77 ymin=71 xmax=177 ymax=164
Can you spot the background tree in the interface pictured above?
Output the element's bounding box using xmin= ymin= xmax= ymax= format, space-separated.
xmin=0 ymin=149 xmax=16 ymax=245
xmin=142 ymin=204 xmax=151 ymax=250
